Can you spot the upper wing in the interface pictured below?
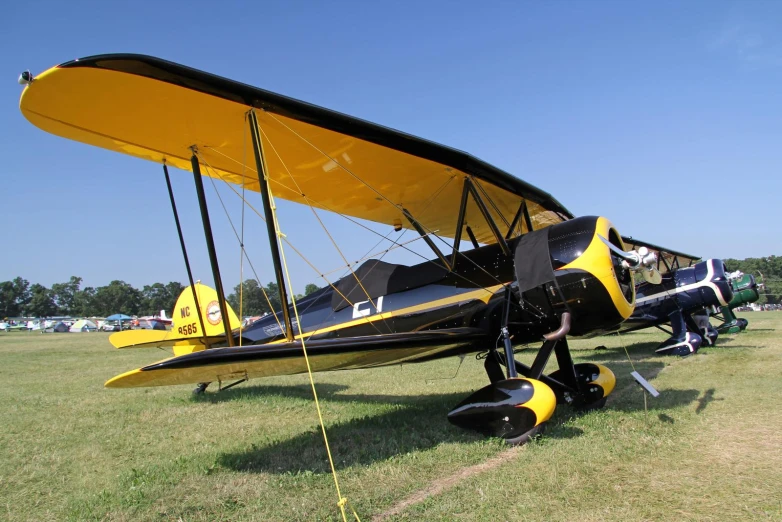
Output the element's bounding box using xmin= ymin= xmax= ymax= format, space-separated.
xmin=621 ymin=236 xmax=701 ymax=275
xmin=105 ymin=328 xmax=488 ymax=388
xmin=20 ymin=54 xmax=571 ymax=244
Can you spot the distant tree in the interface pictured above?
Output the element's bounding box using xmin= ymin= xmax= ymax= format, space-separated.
xmin=91 ymin=281 xmax=142 ymax=316
xmin=140 ymin=283 xmax=169 ymax=315
xmin=264 ymin=281 xmax=282 ymax=311
xmin=50 ymin=276 xmax=83 ymax=315
xmin=0 ymin=281 xmax=17 ymax=317
xmin=226 ymin=280 xmax=324 ymax=316
xmin=27 ymin=284 xmax=57 ymax=317
xmin=227 ymin=279 xmax=270 ymax=316
xmin=163 ymin=282 xmax=185 ymax=315
xmin=72 ymin=287 xmax=96 ymax=316
xmin=140 ymin=281 xmax=186 ymax=316
xmin=13 ymin=277 xmax=31 ymax=313
xmin=0 ymin=277 xmax=31 ymax=317
xmin=724 ymin=255 xmax=782 ymax=305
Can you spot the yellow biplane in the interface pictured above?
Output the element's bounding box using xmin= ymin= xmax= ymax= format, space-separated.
xmin=19 ymin=55 xmax=657 ymax=444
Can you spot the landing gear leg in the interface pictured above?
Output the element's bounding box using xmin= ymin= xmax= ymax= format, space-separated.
xmin=688 ymin=311 xmax=718 ymax=346
xmin=656 ymin=311 xmax=702 ymax=356
xmin=483 ymin=351 xmax=505 ymax=384
xmin=449 ymin=295 xmax=558 ymax=445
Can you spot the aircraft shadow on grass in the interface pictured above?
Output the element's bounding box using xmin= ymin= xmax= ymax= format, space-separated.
xmin=583 ymin=334 xmax=761 ymax=364
xmin=695 ymin=388 xmax=721 ymax=414
xmin=212 ymin=359 xmax=702 ymax=474
xmin=216 ymin=388 xmax=486 ymax=474
xmin=580 ymin=341 xmax=670 ymax=363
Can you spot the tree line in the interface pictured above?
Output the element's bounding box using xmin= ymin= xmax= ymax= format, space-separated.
xmin=0 ymin=276 xmax=322 ymax=318
xmin=226 ymin=280 xmax=321 ymax=316
xmin=723 ymin=256 xmax=782 ymax=305
xmin=5 ymin=255 xmax=774 ymax=318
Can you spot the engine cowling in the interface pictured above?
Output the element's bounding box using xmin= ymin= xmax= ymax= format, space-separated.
xmin=729 ymin=274 xmax=760 ymax=308
xmin=513 ymin=216 xmax=635 ymax=337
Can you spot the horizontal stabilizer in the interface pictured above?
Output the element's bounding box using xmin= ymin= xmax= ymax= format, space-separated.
xmin=105 ymin=328 xmax=488 ymax=389
xmin=109 ymin=329 xmax=226 ymax=353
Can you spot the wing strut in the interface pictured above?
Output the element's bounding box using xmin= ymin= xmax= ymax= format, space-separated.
xmin=466 ymin=178 xmax=511 ymax=256
xmin=403 ymin=208 xmax=451 ymax=270
xmin=162 ymin=163 xmax=209 ymax=348
xmin=450 ymin=178 xmax=470 ymax=268
xmin=522 ymin=200 xmax=534 ymax=233
xmin=248 ymin=110 xmax=295 ymax=341
xmin=451 ymin=178 xmax=515 ymax=264
xmin=505 ymin=200 xmax=525 ymax=240
xmin=190 ymin=153 xmax=235 ymax=347
xmin=465 ymin=226 xmax=480 ymax=249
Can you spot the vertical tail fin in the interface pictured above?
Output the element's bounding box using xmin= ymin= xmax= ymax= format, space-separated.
xmin=109 ymin=283 xmax=239 ymax=352
xmin=171 ymin=283 xmax=240 ymax=339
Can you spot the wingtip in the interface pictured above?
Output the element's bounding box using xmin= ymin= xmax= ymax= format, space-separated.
xmin=104 ymin=368 xmax=143 ymax=388
xmin=108 ymin=331 xmax=125 ymax=349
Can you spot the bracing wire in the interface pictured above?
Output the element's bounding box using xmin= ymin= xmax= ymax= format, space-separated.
xmin=253 ymin=115 xmax=359 ymax=521
xmin=197 ymin=153 xmax=285 ymax=335
xmin=203 ymin=142 xmax=509 ymax=305
xmin=203 ymin=111 xmax=551 ymax=324
xmin=198 ymin=155 xmax=388 ymax=339
xmin=257 ymin=125 xmax=393 ymax=334
xmin=257 ymin=111 xmax=515 ymax=299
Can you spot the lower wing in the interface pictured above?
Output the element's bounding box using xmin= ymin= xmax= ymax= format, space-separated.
xmin=105 ymin=328 xmax=488 ymax=388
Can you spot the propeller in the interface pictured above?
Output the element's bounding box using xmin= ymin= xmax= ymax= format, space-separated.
xmin=598 ymin=234 xmax=661 ymax=284
xmin=642 ymin=266 xmax=662 ymax=285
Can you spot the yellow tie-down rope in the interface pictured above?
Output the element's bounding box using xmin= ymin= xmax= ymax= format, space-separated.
xmin=264 ymin=166 xmax=361 ymax=522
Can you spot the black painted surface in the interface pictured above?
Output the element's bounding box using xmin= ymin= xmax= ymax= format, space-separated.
xmin=447 ymin=378 xmax=540 ymax=440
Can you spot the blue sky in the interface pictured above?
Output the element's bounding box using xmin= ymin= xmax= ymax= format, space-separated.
xmin=2 ymin=0 xmax=781 ymax=293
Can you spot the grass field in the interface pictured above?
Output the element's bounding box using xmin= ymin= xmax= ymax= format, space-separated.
xmin=2 ymin=313 xmax=781 ymax=521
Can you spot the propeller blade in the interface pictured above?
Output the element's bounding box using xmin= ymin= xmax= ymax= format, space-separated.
xmin=643 ymin=267 xmax=662 ymax=285
xmin=597 ymin=234 xmax=638 ymax=264
xmin=597 ymin=234 xmax=657 ymax=271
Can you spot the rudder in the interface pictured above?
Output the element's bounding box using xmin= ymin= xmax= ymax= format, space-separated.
xmin=171 ymin=283 xmax=240 ymax=340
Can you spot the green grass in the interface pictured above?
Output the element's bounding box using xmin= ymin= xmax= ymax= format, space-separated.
xmin=1 ymin=314 xmax=781 ymax=521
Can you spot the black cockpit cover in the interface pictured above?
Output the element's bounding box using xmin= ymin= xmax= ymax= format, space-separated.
xmin=331 ymin=259 xmax=448 ymax=311
xmin=514 ymin=227 xmax=554 ymax=292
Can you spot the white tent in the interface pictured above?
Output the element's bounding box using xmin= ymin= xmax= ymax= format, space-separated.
xmin=69 ymin=319 xmax=97 ymax=332
xmin=26 ymin=320 xmax=43 ymax=331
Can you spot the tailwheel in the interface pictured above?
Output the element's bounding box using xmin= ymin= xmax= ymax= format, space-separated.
xmin=549 ymin=362 xmax=616 ymax=411
xmin=192 ymin=382 xmax=210 ymax=395
xmin=447 ymin=378 xmax=556 ymax=445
